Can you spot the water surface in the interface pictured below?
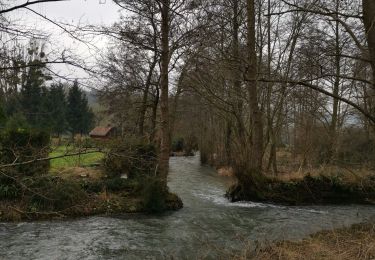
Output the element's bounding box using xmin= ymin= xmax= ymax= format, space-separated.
xmin=1 ymin=155 xmax=375 ymax=259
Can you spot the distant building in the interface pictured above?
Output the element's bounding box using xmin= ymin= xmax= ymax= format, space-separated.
xmin=89 ymin=126 xmax=117 ymax=139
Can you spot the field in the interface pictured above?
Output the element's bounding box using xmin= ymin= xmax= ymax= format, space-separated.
xmin=49 ymin=146 xmax=105 ymax=170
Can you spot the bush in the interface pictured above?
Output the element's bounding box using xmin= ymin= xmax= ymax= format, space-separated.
xmin=80 ymin=180 xmax=104 ymax=194
xmin=105 ymin=178 xmax=134 ymax=192
xmin=0 ymin=128 xmax=50 ymax=176
xmin=103 ymin=139 xmax=157 ymax=179
xmin=0 ymin=184 xmax=20 ymax=199
xmin=171 ymin=137 xmax=185 ymax=152
xmin=28 ymin=176 xmax=87 ymax=211
xmin=337 ymin=129 xmax=375 ymax=165
xmin=141 ymin=177 xmax=168 ymax=213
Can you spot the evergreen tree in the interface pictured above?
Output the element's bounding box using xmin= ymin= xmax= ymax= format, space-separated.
xmin=47 ymin=83 xmax=68 ymax=136
xmin=67 ymin=80 xmax=94 ymax=136
xmin=20 ymin=42 xmax=51 ymax=129
xmin=0 ymin=104 xmax=6 ymax=127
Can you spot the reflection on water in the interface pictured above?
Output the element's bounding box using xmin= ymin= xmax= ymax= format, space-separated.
xmin=1 ymin=155 xmax=375 ymax=259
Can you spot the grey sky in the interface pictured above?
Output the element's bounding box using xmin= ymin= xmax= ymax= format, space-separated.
xmin=9 ymin=0 xmax=122 ymax=82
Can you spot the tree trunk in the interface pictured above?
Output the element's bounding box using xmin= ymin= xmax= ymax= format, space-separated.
xmin=139 ymin=56 xmax=158 ymax=137
xmin=246 ymin=0 xmax=263 ymax=173
xmin=158 ymin=0 xmax=171 ymax=184
xmin=363 ymin=0 xmax=375 ymax=86
xmin=170 ymin=70 xmax=184 ymax=141
xmin=329 ymin=0 xmax=341 ymax=162
xmin=150 ymin=87 xmax=159 ymax=144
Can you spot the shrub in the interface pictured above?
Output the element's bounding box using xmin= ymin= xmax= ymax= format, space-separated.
xmin=171 ymin=137 xmax=185 ymax=152
xmin=105 ymin=178 xmax=133 ymax=192
xmin=337 ymin=129 xmax=375 ymax=165
xmin=0 ymin=184 xmax=20 ymax=199
xmin=0 ymin=128 xmax=50 ymax=176
xmin=103 ymin=139 xmax=157 ymax=179
xmin=28 ymin=177 xmax=87 ymax=211
xmin=141 ymin=177 xmax=168 ymax=213
xmin=80 ymin=180 xmax=104 ymax=193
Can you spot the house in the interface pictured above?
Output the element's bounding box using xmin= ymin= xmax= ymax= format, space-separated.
xmin=89 ymin=126 xmax=117 ymax=139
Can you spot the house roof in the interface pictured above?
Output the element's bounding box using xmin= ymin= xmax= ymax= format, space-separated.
xmin=89 ymin=126 xmax=114 ymax=137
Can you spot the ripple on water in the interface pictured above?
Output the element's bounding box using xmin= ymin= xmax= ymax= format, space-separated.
xmin=1 ymin=155 xmax=375 ymax=259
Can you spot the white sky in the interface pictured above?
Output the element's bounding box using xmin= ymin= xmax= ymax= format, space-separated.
xmin=6 ymin=0 xmax=123 ymax=84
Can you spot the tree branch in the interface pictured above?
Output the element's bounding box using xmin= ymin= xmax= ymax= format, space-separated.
xmin=0 ymin=0 xmax=67 ymax=15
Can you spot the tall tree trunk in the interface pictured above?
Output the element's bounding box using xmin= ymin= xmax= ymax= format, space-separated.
xmin=158 ymin=0 xmax=171 ymax=184
xmin=139 ymin=56 xmax=158 ymax=137
xmin=232 ymin=0 xmax=245 ymax=139
xmin=170 ymin=70 xmax=184 ymax=140
xmin=150 ymin=87 xmax=159 ymax=144
xmin=363 ymin=0 xmax=375 ymax=86
xmin=329 ymin=0 xmax=341 ymax=162
xmin=246 ymin=0 xmax=263 ymax=173
xmin=265 ymin=0 xmax=277 ymax=174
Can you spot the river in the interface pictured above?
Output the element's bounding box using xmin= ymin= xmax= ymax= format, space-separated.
xmin=1 ymin=155 xmax=375 ymax=259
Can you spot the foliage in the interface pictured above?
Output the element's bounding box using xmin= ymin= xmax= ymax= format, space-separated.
xmin=141 ymin=177 xmax=168 ymax=213
xmin=171 ymin=137 xmax=185 ymax=152
xmin=336 ymin=130 xmax=375 ymax=166
xmin=20 ymin=43 xmax=52 ymax=128
xmin=104 ymin=177 xmax=138 ymax=192
xmin=0 ymin=128 xmax=50 ymax=176
xmin=67 ymin=80 xmax=95 ymax=136
xmin=43 ymin=83 xmax=68 ymax=135
xmin=227 ymin=173 xmax=375 ymax=205
xmin=0 ymin=184 xmax=20 ymax=199
xmin=103 ymin=139 xmax=157 ymax=179
xmin=27 ymin=176 xmax=87 ymax=211
xmin=0 ymin=174 xmax=21 ymax=200
xmin=0 ymin=104 xmax=5 ymax=126
xmin=4 ymin=112 xmax=29 ymax=130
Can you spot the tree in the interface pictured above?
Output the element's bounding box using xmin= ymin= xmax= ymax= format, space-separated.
xmin=158 ymin=0 xmax=171 ymax=184
xmin=20 ymin=41 xmax=51 ymax=128
xmin=363 ymin=0 xmax=375 ymax=86
xmin=46 ymin=83 xmax=68 ymax=136
xmin=0 ymin=104 xmax=6 ymax=126
xmin=67 ymin=80 xmax=94 ymax=137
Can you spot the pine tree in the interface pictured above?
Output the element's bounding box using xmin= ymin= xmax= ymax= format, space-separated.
xmin=48 ymin=83 xmax=68 ymax=136
xmin=20 ymin=42 xmax=51 ymax=129
xmin=0 ymin=104 xmax=6 ymax=127
xmin=67 ymin=80 xmax=94 ymax=137
xmin=44 ymin=83 xmax=68 ymax=136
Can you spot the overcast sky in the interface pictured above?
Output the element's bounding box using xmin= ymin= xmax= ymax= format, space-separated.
xmin=8 ymin=0 xmax=123 ymax=84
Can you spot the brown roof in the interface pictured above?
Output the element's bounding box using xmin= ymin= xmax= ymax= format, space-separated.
xmin=89 ymin=126 xmax=114 ymax=137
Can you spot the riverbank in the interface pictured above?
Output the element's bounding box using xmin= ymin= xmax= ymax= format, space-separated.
xmin=0 ymin=166 xmax=183 ymax=222
xmin=232 ymin=222 xmax=375 ymax=259
xmin=224 ymin=165 xmax=375 ymax=205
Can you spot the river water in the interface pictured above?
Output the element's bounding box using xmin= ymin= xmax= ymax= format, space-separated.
xmin=1 ymin=155 xmax=375 ymax=259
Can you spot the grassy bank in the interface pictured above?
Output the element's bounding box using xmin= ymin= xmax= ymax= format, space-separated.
xmin=0 ymin=167 xmax=183 ymax=222
xmin=0 ymin=143 xmax=183 ymax=222
xmin=49 ymin=146 xmax=104 ymax=169
xmin=231 ymin=223 xmax=375 ymax=260
xmin=225 ymin=165 xmax=375 ymax=205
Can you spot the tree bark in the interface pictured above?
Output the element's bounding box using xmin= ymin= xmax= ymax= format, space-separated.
xmin=158 ymin=0 xmax=171 ymax=184
xmin=246 ymin=0 xmax=264 ymax=173
xmin=363 ymin=0 xmax=375 ymax=86
xmin=329 ymin=0 xmax=341 ymax=162
xmin=139 ymin=56 xmax=158 ymax=136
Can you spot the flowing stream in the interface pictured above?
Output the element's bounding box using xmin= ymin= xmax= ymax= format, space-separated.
xmin=1 ymin=155 xmax=375 ymax=259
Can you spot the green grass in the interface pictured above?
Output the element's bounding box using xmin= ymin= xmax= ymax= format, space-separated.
xmin=50 ymin=146 xmax=104 ymax=170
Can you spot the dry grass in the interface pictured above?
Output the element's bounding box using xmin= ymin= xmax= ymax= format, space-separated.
xmin=274 ymin=165 xmax=375 ymax=184
xmin=263 ymin=149 xmax=375 ymax=185
xmin=230 ymin=223 xmax=375 ymax=260
xmin=51 ymin=166 xmax=104 ymax=180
